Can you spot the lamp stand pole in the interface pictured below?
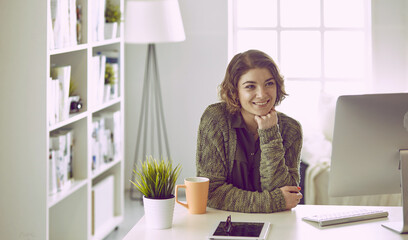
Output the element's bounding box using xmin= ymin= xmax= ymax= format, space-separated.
xmin=130 ymin=43 xmax=171 ymax=201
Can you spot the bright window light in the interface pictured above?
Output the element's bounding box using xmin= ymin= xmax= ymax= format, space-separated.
xmin=237 ymin=30 xmax=278 ymax=61
xmin=232 ymin=0 xmax=371 ymax=132
xmin=281 ymin=31 xmax=321 ymax=78
xmin=237 ymin=0 xmax=277 ymax=28
xmin=324 ymin=0 xmax=365 ymax=28
xmin=280 ymin=0 xmax=320 ymax=27
xmin=278 ymin=80 xmax=322 ymax=132
xmin=324 ymin=31 xmax=365 ymax=78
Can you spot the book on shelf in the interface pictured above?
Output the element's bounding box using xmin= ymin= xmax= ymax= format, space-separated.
xmin=101 ymin=111 xmax=121 ymax=160
xmin=90 ymin=55 xmax=100 ymax=108
xmin=59 ymin=128 xmax=74 ymax=179
xmin=103 ymin=81 xmax=111 ymax=103
xmin=49 ymin=150 xmax=58 ymax=195
xmin=91 ymin=0 xmax=106 ymax=42
xmin=92 ymin=116 xmax=113 ymax=171
xmin=98 ymin=50 xmax=120 ymax=100
xmin=92 ymin=111 xmax=121 ymax=172
xmin=47 ymin=77 xmax=56 ymax=126
xmin=50 ymin=0 xmax=78 ymax=49
xmin=91 ymin=118 xmax=102 ymax=170
xmin=50 ymin=65 xmax=71 ymax=124
xmin=48 ymin=76 xmax=62 ymax=126
xmin=90 ymin=54 xmax=109 ymax=107
xmin=53 ymin=78 xmax=60 ymax=123
xmin=99 ymin=55 xmax=107 ymax=104
xmin=50 ymin=0 xmax=66 ymax=49
xmin=47 ymin=1 xmax=55 ymax=50
xmin=97 ymin=116 xmax=111 ymax=163
xmin=68 ymin=0 xmax=78 ymax=46
xmin=49 ymin=129 xmax=74 ymax=194
xmin=97 ymin=50 xmax=119 ymax=63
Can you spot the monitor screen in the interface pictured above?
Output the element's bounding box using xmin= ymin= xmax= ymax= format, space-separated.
xmin=328 ymin=93 xmax=408 ymax=197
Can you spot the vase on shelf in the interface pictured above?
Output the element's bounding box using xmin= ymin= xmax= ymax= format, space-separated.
xmin=104 ymin=22 xmax=118 ymax=40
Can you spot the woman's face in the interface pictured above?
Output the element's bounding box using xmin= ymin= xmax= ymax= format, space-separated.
xmin=238 ymin=68 xmax=277 ymax=118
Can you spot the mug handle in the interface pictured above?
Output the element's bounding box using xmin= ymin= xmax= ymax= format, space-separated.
xmin=175 ymin=184 xmax=188 ymax=209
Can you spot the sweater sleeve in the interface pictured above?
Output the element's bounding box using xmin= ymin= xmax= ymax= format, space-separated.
xmin=196 ymin=104 xmax=287 ymax=213
xmin=258 ymin=115 xmax=303 ymax=192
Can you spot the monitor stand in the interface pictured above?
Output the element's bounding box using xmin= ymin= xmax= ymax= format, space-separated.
xmin=382 ymin=149 xmax=408 ymax=234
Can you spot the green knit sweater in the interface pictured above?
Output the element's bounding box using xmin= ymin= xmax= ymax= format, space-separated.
xmin=196 ymin=102 xmax=303 ymax=213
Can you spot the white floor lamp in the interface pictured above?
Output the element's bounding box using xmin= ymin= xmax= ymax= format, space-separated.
xmin=125 ymin=0 xmax=186 ymax=200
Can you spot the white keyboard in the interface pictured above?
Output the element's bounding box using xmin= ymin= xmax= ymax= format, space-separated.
xmin=302 ymin=209 xmax=389 ymax=227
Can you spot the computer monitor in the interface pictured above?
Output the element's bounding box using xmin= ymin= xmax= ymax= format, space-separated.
xmin=328 ymin=93 xmax=408 ymax=233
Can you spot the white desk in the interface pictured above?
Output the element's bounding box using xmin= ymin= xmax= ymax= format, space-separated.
xmin=123 ymin=204 xmax=408 ymax=240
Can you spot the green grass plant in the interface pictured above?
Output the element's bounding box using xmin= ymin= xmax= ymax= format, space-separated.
xmin=131 ymin=156 xmax=182 ymax=199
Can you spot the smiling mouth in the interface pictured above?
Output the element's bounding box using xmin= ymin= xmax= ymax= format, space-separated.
xmin=253 ymin=100 xmax=270 ymax=106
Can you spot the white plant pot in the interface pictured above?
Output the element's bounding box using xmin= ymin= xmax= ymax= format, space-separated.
xmin=110 ymin=83 xmax=118 ymax=99
xmin=104 ymin=22 xmax=118 ymax=40
xmin=103 ymin=84 xmax=111 ymax=103
xmin=143 ymin=196 xmax=175 ymax=229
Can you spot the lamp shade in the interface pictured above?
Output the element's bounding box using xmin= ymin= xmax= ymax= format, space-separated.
xmin=125 ymin=0 xmax=186 ymax=43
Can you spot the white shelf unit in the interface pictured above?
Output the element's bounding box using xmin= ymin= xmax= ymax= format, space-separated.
xmin=0 ymin=0 xmax=125 ymax=240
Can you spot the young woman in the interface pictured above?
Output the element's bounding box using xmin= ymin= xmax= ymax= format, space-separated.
xmin=196 ymin=50 xmax=303 ymax=213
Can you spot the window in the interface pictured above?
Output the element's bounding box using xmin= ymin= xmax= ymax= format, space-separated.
xmin=230 ymin=0 xmax=372 ymax=132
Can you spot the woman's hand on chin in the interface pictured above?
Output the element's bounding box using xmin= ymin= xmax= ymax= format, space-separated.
xmin=254 ymin=108 xmax=278 ymax=130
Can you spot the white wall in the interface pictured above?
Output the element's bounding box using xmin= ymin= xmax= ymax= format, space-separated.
xmin=124 ymin=0 xmax=228 ymax=189
xmin=371 ymin=0 xmax=408 ymax=92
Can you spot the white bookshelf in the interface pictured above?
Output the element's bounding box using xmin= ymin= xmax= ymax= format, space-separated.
xmin=0 ymin=0 xmax=124 ymax=240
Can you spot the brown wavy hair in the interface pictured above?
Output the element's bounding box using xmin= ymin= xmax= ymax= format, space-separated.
xmin=219 ymin=49 xmax=288 ymax=114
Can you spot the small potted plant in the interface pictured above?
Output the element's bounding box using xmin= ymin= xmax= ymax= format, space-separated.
xmin=104 ymin=63 xmax=116 ymax=102
xmin=131 ymin=156 xmax=182 ymax=229
xmin=104 ymin=0 xmax=121 ymax=39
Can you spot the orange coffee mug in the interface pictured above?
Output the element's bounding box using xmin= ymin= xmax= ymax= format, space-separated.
xmin=175 ymin=177 xmax=209 ymax=214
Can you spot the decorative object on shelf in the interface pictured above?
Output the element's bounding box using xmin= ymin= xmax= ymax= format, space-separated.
xmin=105 ymin=63 xmax=116 ymax=85
xmin=104 ymin=21 xmax=117 ymax=40
xmin=76 ymin=3 xmax=82 ymax=44
xmin=68 ymin=80 xmax=82 ymax=113
xmin=130 ymin=156 xmax=182 ymax=229
xmin=125 ymin=0 xmax=186 ymax=201
xmin=69 ymin=96 xmax=82 ymax=113
xmin=99 ymin=50 xmax=120 ymax=101
xmin=104 ymin=0 xmax=121 ymax=39
xmin=104 ymin=63 xmax=116 ymax=102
